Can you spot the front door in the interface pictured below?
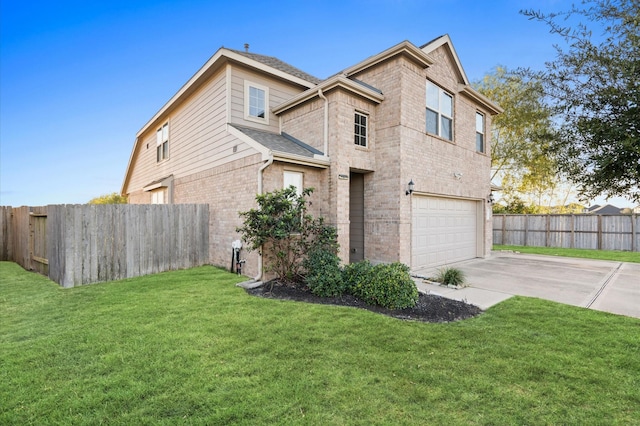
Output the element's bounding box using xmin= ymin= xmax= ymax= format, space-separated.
xmin=349 ymin=172 xmax=364 ymax=263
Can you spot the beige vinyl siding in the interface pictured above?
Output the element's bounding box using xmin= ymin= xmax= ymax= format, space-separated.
xmin=229 ymin=65 xmax=307 ymax=133
xmin=125 ymin=67 xmax=259 ymax=195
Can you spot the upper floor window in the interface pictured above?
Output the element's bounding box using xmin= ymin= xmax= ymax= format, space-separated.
xmin=354 ymin=112 xmax=368 ymax=147
xmin=476 ymin=112 xmax=485 ymax=153
xmin=156 ymin=122 xmax=169 ymax=162
xmin=245 ymin=80 xmax=269 ymax=124
xmin=426 ymin=81 xmax=453 ymax=141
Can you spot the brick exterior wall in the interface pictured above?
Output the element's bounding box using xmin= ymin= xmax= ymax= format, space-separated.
xmin=280 ymin=45 xmax=495 ymax=267
xmin=125 ymin=40 xmax=497 ymax=278
xmin=171 ymin=154 xmax=264 ymax=276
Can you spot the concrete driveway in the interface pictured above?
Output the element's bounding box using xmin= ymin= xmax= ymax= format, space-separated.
xmin=414 ymin=252 xmax=640 ymax=319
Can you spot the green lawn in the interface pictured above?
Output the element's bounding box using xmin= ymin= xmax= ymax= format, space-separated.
xmin=493 ymin=245 xmax=640 ymax=263
xmin=1 ymin=262 xmax=639 ymax=425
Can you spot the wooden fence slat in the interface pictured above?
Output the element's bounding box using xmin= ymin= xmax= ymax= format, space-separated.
xmin=493 ymin=214 xmax=638 ymax=252
xmin=2 ymin=204 xmax=209 ymax=287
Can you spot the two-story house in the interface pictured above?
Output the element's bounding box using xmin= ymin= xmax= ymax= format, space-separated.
xmin=121 ymin=35 xmax=502 ymax=279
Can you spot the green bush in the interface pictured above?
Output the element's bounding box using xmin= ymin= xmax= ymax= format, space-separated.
xmin=350 ymin=262 xmax=418 ymax=309
xmin=435 ymin=267 xmax=466 ymax=287
xmin=237 ymin=187 xmax=339 ymax=283
xmin=342 ymin=260 xmax=373 ymax=293
xmin=303 ymin=248 xmax=345 ymax=297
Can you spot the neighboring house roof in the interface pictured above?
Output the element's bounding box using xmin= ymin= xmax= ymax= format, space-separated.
xmin=226 ymin=49 xmax=322 ymax=85
xmin=585 ymin=204 xmax=622 ymax=214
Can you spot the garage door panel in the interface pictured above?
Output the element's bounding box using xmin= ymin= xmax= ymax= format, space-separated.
xmin=412 ymin=196 xmax=478 ymax=269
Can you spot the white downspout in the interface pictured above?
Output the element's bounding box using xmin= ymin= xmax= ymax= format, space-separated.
xmin=318 ymin=88 xmax=329 ymax=156
xmin=254 ymin=155 xmax=273 ymax=281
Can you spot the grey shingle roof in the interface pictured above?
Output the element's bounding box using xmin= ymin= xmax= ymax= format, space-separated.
xmin=226 ymin=48 xmax=322 ymax=85
xmin=231 ymin=125 xmax=323 ymax=158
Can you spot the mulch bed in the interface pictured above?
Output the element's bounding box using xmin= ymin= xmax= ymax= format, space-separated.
xmin=246 ymin=281 xmax=483 ymax=323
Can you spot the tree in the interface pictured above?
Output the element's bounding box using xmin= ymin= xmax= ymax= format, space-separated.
xmin=88 ymin=192 xmax=128 ymax=204
xmin=474 ymin=67 xmax=557 ymax=183
xmin=474 ymin=67 xmax=570 ymax=211
xmin=521 ymin=0 xmax=640 ymax=202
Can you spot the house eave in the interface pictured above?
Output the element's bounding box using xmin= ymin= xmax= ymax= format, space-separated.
xmin=136 ymin=48 xmax=318 ymax=139
xmin=342 ymin=40 xmax=434 ymax=77
xmin=272 ymin=75 xmax=385 ymax=115
xmin=273 ymin=152 xmax=330 ymax=168
xmin=459 ymin=85 xmax=503 ymax=115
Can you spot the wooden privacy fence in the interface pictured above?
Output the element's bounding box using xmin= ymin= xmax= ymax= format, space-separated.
xmin=0 ymin=204 xmax=209 ymax=287
xmin=493 ymin=214 xmax=639 ymax=252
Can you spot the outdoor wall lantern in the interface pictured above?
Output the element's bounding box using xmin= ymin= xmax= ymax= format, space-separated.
xmin=406 ymin=179 xmax=415 ymax=196
xmin=488 ymin=191 xmax=495 ymax=204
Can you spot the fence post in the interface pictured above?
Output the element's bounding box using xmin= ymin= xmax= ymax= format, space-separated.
xmin=501 ymin=214 xmax=506 ymax=245
xmin=597 ymin=215 xmax=603 ymax=250
xmin=631 ymin=214 xmax=636 ymax=252
xmin=545 ymin=215 xmax=550 ymax=247
xmin=570 ymin=214 xmax=575 ymax=248
xmin=524 ymin=214 xmax=529 ymax=246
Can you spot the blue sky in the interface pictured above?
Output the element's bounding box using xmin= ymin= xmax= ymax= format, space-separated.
xmin=0 ymin=0 xmax=632 ymax=207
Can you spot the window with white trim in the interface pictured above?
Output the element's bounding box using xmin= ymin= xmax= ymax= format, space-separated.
xmin=354 ymin=112 xmax=368 ymax=147
xmin=245 ymin=81 xmax=269 ymax=124
xmin=151 ymin=188 xmax=167 ymax=204
xmin=283 ymin=170 xmax=303 ymax=196
xmin=476 ymin=112 xmax=485 ymax=152
xmin=156 ymin=122 xmax=169 ymax=162
xmin=426 ymin=81 xmax=453 ymax=141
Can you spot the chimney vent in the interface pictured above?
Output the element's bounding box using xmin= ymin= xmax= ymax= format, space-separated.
xmin=244 ymin=43 xmax=249 ymax=52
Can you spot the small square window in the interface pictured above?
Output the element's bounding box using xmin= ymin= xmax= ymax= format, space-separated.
xmin=354 ymin=112 xmax=368 ymax=147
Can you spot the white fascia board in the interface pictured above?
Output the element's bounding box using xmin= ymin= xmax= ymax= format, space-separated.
xmin=137 ymin=49 xmax=227 ymax=138
xmin=272 ymin=75 xmax=385 ymax=114
xmin=226 ymin=124 xmax=272 ymax=161
xmin=273 ymin=151 xmax=330 ymax=168
xmin=121 ymin=137 xmax=138 ymax=195
xmin=459 ymin=85 xmax=504 ymax=115
xmin=143 ymin=182 xmax=163 ymax=192
xmin=342 ymin=41 xmax=434 ymax=77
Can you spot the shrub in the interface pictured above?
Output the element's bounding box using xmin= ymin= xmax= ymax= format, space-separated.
xmin=303 ymin=248 xmax=345 ymax=297
xmin=350 ymin=262 xmax=418 ymax=309
xmin=237 ymin=186 xmax=338 ymax=284
xmin=435 ymin=267 xmax=466 ymax=287
xmin=342 ymin=260 xmax=373 ymax=294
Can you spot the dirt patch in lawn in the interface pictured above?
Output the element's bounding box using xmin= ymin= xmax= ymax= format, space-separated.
xmin=246 ymin=282 xmax=482 ymax=323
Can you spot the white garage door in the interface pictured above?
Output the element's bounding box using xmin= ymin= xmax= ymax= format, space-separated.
xmin=412 ymin=196 xmax=478 ymax=269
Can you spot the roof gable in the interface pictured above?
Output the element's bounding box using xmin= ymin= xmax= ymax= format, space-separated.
xmin=420 ymin=34 xmax=469 ymax=85
xmin=341 ymin=40 xmax=434 ymax=77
